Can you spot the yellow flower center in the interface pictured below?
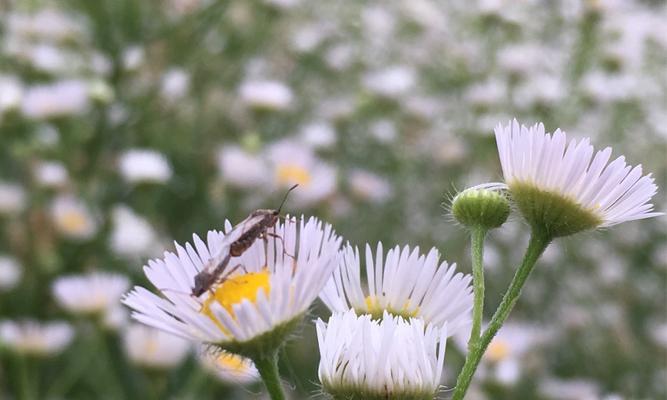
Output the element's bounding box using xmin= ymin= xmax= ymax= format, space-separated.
xmin=361 ymin=295 xmax=420 ymax=320
xmin=216 ymin=352 xmax=249 ymax=372
xmin=487 ymin=339 xmax=510 ymax=362
xmin=200 ymin=269 xmax=271 ymax=331
xmin=276 ymin=164 xmax=311 ymax=187
xmin=59 ymin=211 xmax=88 ymax=233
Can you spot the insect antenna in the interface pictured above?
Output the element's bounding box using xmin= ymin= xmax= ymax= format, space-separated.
xmin=277 ymin=184 xmax=299 ymax=213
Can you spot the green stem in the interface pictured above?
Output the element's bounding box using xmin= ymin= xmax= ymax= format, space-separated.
xmin=467 ymin=227 xmax=487 ymax=351
xmin=18 ymin=354 xmax=34 ymax=400
xmin=253 ymin=352 xmax=286 ymax=400
xmin=452 ymin=231 xmax=551 ymax=400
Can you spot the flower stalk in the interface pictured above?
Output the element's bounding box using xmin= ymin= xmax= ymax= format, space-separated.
xmin=452 ymin=230 xmax=551 ymax=400
xmin=252 ymin=351 xmax=286 ymax=400
xmin=467 ymin=227 xmax=487 ymax=352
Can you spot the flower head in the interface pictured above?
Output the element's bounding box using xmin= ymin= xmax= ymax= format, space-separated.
xmin=495 ymin=120 xmax=661 ymax=237
xmin=123 ymin=324 xmax=191 ymax=369
xmin=118 ymin=149 xmax=172 ymax=184
xmin=52 ymin=271 xmax=130 ymax=316
xmin=50 ymin=195 xmax=98 ymax=240
xmin=0 ymin=320 xmax=74 ymax=357
xmin=320 ymin=243 xmax=472 ymax=335
xmin=317 ymin=310 xmax=447 ymax=400
xmin=0 ymin=256 xmax=22 ymax=291
xmin=198 ymin=347 xmax=260 ymax=385
xmin=123 ymin=216 xmax=340 ymax=358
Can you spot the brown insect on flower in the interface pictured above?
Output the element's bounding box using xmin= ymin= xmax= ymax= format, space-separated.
xmin=190 ymin=184 xmax=298 ymax=297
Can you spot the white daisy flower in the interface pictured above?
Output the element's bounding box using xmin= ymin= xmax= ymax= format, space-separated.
xmin=238 ymin=80 xmax=293 ymax=111
xmin=217 ymin=146 xmax=268 ymax=190
xmin=50 ymin=195 xmax=98 ymax=240
xmin=118 ymin=149 xmax=172 ymax=184
xmin=123 ymin=324 xmax=191 ymax=369
xmin=0 ymin=75 xmax=23 ymax=113
xmin=0 ymin=182 xmax=26 ymax=215
xmin=33 ymin=160 xmax=68 ymax=188
xmin=362 ymin=66 xmax=416 ymax=98
xmin=21 ymin=80 xmax=90 ymax=119
xmin=495 ymin=119 xmax=661 ymax=237
xmin=0 ymin=320 xmax=74 ymax=357
xmin=109 ymin=206 xmax=159 ymax=258
xmin=0 ymin=256 xmax=22 ymax=291
xmin=266 ymin=140 xmax=337 ymax=207
xmin=320 ymin=243 xmax=473 ymax=336
xmin=123 ymin=216 xmax=341 ymax=353
xmin=52 ymin=271 xmax=130 ymax=316
xmin=317 ymin=310 xmax=447 ymax=400
xmin=348 ymin=169 xmax=393 ymax=204
xmin=198 ymin=347 xmax=260 ymax=385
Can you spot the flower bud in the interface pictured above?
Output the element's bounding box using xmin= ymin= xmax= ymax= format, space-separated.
xmin=451 ymin=185 xmax=510 ymax=230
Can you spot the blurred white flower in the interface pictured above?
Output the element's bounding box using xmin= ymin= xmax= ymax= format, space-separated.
xmin=266 ymin=140 xmax=337 ymax=206
xmin=497 ymin=44 xmax=556 ymax=75
xmin=0 ymin=75 xmax=23 ymax=113
xmin=118 ymin=149 xmax=172 ymax=184
xmin=161 ymin=68 xmax=190 ymax=100
xmin=513 ymin=74 xmax=565 ymax=109
xmin=321 ymin=243 xmax=472 ymax=335
xmin=299 ymin=121 xmax=337 ymax=149
xmin=52 ymin=271 xmax=130 ymax=316
xmin=464 ymin=79 xmax=507 ymax=108
xmin=21 ymin=80 xmax=90 ymax=119
xmin=103 ymin=306 xmax=129 ymax=331
xmin=369 ymin=119 xmax=398 ymax=143
xmin=33 ymin=161 xmax=68 ymax=188
xmin=7 ymin=9 xmax=85 ymax=42
xmin=0 ymin=182 xmax=26 ymax=215
xmin=650 ymin=322 xmax=667 ymax=350
xmin=0 ymin=320 xmax=74 ymax=357
xmin=317 ymin=310 xmax=447 ymax=399
xmin=122 ymin=45 xmax=145 ymax=71
xmin=0 ymin=256 xmax=22 ymax=291
xmin=217 ymin=146 xmax=267 ymax=189
xmin=199 ymin=347 xmax=260 ymax=384
xmin=291 ymin=24 xmax=328 ymax=53
xmin=582 ymin=72 xmax=641 ymax=103
xmin=109 ymin=206 xmax=159 ymax=258
xmin=123 ymin=324 xmax=191 ymax=369
xmin=324 ymin=44 xmax=355 ymax=71
xmin=363 ymin=66 xmax=416 ymax=98
xmin=348 ymin=169 xmax=393 ymax=203
xmin=239 ymin=80 xmax=293 ymax=110
xmin=50 ymin=195 xmax=98 ymax=240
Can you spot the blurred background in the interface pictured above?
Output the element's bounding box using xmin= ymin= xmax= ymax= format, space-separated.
xmin=0 ymin=0 xmax=666 ymax=399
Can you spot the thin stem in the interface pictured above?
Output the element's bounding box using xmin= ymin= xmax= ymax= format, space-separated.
xmin=452 ymin=231 xmax=551 ymax=400
xmin=17 ymin=354 xmax=34 ymax=400
xmin=467 ymin=227 xmax=487 ymax=352
xmin=253 ymin=352 xmax=286 ymax=400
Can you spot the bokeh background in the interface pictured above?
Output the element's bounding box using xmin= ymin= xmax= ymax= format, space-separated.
xmin=1 ymin=0 xmax=666 ymax=399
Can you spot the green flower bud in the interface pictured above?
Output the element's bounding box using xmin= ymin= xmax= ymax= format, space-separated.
xmin=451 ymin=186 xmax=510 ymax=230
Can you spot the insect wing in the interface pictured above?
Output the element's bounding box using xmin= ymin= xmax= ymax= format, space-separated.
xmin=200 ymin=213 xmax=265 ymax=275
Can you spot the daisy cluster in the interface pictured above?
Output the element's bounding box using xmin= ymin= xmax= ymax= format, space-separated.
xmin=0 ymin=0 xmax=665 ymax=399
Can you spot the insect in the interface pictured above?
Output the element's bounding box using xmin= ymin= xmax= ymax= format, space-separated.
xmin=190 ymin=184 xmax=298 ymax=297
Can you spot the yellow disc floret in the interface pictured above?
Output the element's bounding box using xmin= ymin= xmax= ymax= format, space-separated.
xmin=361 ymin=295 xmax=420 ymax=320
xmin=201 ymin=269 xmax=271 ymax=331
xmin=276 ymin=164 xmax=312 ymax=187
